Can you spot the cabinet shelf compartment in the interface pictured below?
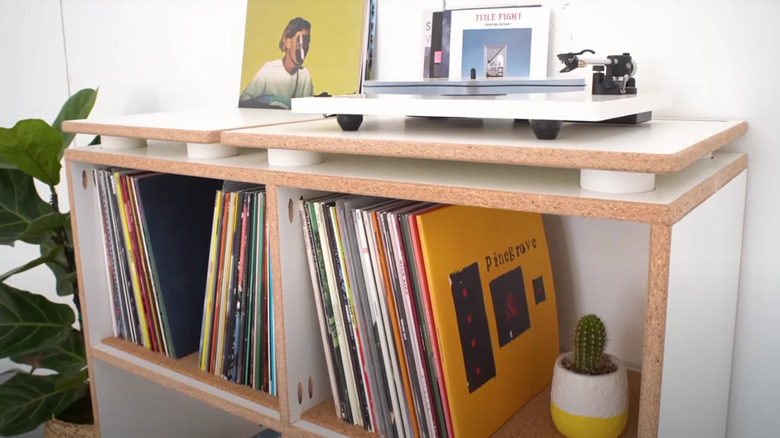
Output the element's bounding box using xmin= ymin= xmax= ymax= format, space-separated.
xmin=93 ymin=337 xmax=281 ymax=427
xmin=275 ymin=185 xmax=646 ymax=438
xmin=66 ymin=153 xmax=284 ymax=433
xmin=294 ymin=370 xmax=641 ymax=438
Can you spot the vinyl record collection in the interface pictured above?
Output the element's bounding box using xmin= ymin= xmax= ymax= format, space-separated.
xmin=198 ymin=183 xmax=275 ymax=393
xmin=94 ymin=171 xmax=275 ymax=393
xmin=299 ymin=194 xmax=559 ymax=438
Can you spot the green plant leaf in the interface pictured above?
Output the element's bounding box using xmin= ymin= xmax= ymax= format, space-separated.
xmin=40 ymin=228 xmax=76 ymax=297
xmin=0 ymin=372 xmax=88 ymax=436
xmin=0 ymin=155 xmax=16 ymax=169
xmin=10 ymin=329 xmax=86 ymax=376
xmin=0 ymin=283 xmax=75 ymax=358
xmin=0 ymin=119 xmax=63 ymax=186
xmin=54 ymin=368 xmax=89 ymax=392
xmin=0 ymin=168 xmax=52 ymax=246
xmin=0 ymin=245 xmax=62 ymax=283
xmin=19 ymin=212 xmax=68 ymax=243
xmin=56 ymin=272 xmax=77 ymax=297
xmin=52 ymin=88 xmax=98 ymax=156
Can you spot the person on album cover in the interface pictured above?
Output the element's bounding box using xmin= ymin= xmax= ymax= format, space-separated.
xmin=239 ymin=17 xmax=314 ymax=109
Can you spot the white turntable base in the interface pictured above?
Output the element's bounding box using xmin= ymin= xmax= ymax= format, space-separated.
xmin=292 ymin=91 xmax=668 ymax=123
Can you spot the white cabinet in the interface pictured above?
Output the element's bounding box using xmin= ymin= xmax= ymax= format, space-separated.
xmin=64 ymin=110 xmax=747 ymax=437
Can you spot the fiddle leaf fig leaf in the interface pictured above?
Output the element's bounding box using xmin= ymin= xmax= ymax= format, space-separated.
xmin=18 ymin=211 xmax=68 ymax=244
xmin=0 ymin=245 xmax=62 ymax=283
xmin=10 ymin=329 xmax=86 ymax=376
xmin=40 ymin=225 xmax=76 ymax=297
xmin=54 ymin=368 xmax=89 ymax=392
xmin=0 ymin=283 xmax=75 ymax=358
xmin=0 ymin=372 xmax=87 ymax=436
xmin=0 ymin=119 xmax=62 ymax=186
xmin=53 ymin=88 xmax=98 ymax=155
xmin=0 ymin=155 xmax=16 ymax=169
xmin=0 ymin=168 xmax=52 ymax=245
xmin=54 ymin=271 xmax=78 ymax=297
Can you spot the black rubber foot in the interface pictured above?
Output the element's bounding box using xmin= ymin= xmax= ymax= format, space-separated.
xmin=600 ymin=111 xmax=652 ymax=125
xmin=529 ymin=119 xmax=563 ymax=140
xmin=336 ymin=114 xmax=364 ymax=131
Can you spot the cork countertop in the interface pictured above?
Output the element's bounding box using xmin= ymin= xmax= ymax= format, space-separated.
xmin=61 ymin=108 xmax=321 ymax=144
xmin=221 ymin=115 xmax=747 ymax=174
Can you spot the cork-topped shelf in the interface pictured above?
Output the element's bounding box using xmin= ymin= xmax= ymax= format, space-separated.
xmin=93 ymin=337 xmax=282 ymax=428
xmin=63 ymin=112 xmax=748 ymax=438
xmin=221 ymin=115 xmax=745 ymax=172
xmin=295 ymin=371 xmax=641 ymax=438
xmin=63 ymin=108 xmax=320 ymax=143
xmin=62 ymin=108 xmax=320 ymax=159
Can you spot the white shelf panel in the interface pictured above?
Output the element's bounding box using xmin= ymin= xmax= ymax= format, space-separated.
xmin=281 ymin=154 xmax=735 ymax=204
xmin=67 ymin=160 xmax=116 ymax=346
xmin=222 ymin=116 xmax=746 ymax=173
xmin=291 ymin=91 xmax=669 ymax=122
xmin=61 ymin=107 xmax=320 ymax=143
xmin=92 ymin=342 xmax=281 ymax=421
xmin=660 ymin=171 xmax=746 ymax=437
xmin=92 ymin=359 xmax=263 ymax=438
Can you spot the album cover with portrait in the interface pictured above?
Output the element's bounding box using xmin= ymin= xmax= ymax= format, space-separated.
xmin=238 ymin=0 xmax=369 ymax=109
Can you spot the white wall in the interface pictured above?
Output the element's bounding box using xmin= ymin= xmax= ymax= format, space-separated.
xmin=2 ymin=0 xmax=777 ymax=436
xmin=62 ymin=0 xmax=247 ymax=119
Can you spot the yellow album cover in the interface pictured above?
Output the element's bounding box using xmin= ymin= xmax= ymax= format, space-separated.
xmin=238 ymin=0 xmax=367 ymax=109
xmin=416 ymin=205 xmax=560 ymax=438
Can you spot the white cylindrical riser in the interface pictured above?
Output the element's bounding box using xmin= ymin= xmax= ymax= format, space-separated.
xmin=267 ymin=149 xmax=323 ymax=167
xmin=186 ymin=142 xmax=238 ymax=159
xmin=580 ymin=169 xmax=655 ymax=194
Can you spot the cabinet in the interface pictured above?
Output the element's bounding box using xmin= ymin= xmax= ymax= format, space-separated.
xmin=63 ymin=109 xmax=747 ymax=438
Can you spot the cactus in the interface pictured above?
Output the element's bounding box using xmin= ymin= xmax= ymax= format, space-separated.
xmin=572 ymin=314 xmax=607 ymax=374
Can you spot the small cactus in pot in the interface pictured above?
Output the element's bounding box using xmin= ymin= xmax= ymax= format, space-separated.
xmin=551 ymin=314 xmax=628 ymax=438
xmin=568 ymin=314 xmax=616 ymax=375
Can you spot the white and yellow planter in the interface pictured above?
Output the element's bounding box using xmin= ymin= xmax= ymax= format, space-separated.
xmin=550 ymin=352 xmax=628 ymax=438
